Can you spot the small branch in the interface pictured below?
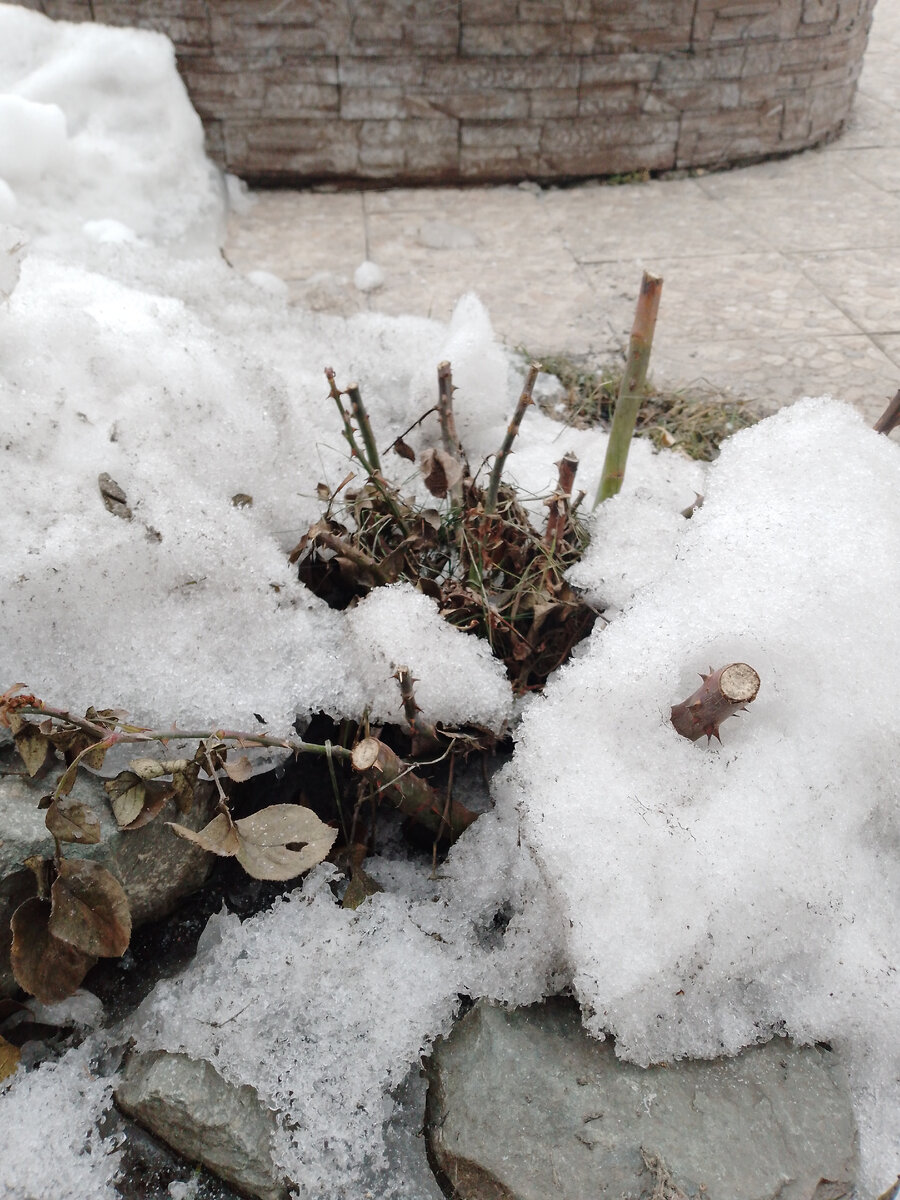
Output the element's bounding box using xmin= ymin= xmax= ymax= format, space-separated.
xmin=393 ymin=666 xmax=442 ymax=754
xmin=874 ymin=388 xmax=900 ymax=435
xmin=315 ymin=530 xmax=392 ymax=584
xmin=543 ymin=452 xmax=579 ymax=551
xmin=16 ymin=704 xmax=353 ymax=763
xmin=325 ymin=367 xmax=368 ymax=471
xmin=594 ymin=272 xmax=663 ymax=509
xmin=346 ymin=382 xmax=381 ymax=474
xmin=485 ymin=362 xmax=541 ymax=515
xmin=437 ymin=361 xmax=465 ymax=462
xmin=351 ymin=737 xmax=476 ymax=840
xmin=671 ymin=663 xmax=760 ymax=743
xmin=437 ymin=360 xmax=466 ymax=504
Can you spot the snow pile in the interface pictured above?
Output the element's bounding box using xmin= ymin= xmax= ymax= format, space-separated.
xmin=0 ymin=1041 xmax=120 ymax=1199
xmin=0 ymin=4 xmax=221 ymax=248
xmin=502 ymin=397 xmax=900 ymax=1194
xmin=0 ymin=7 xmax=700 ymax=736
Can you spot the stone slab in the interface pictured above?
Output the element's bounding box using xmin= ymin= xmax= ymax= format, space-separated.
xmin=427 ymin=999 xmax=858 ymax=1200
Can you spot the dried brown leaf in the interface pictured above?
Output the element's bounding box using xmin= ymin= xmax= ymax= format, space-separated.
xmin=420 ymin=447 xmax=463 ymax=499
xmin=45 ymin=798 xmax=102 ymax=845
xmin=232 ymin=804 xmax=337 ymax=882
xmin=342 ymin=866 xmax=384 ymax=910
xmin=10 ymin=897 xmax=96 ymax=1004
xmin=56 ymin=758 xmax=81 ymax=797
xmin=0 ymin=1035 xmax=20 ymax=1083
xmin=104 ymin=771 xmax=148 ymax=826
xmin=168 ymin=812 xmax=241 ymax=857
xmin=223 ymin=755 xmax=253 ymax=783
xmin=49 ymin=859 xmax=131 ymax=958
xmin=392 ymin=436 xmax=416 ymax=462
xmin=13 ymin=723 xmax=54 ymax=777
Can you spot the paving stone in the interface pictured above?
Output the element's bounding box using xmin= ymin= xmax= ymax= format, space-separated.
xmin=427 ymin=999 xmax=858 ymax=1200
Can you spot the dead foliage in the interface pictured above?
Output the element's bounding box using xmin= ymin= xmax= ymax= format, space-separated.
xmin=291 ymin=361 xmax=599 ymax=695
xmin=535 ymin=353 xmax=757 ymax=461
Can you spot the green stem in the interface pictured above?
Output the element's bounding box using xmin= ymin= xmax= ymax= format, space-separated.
xmin=326 ymin=368 xmax=370 ymax=473
xmin=346 ymin=383 xmax=381 ymax=474
xmin=593 ymin=272 xmax=663 ymax=509
xmin=485 ymin=362 xmax=541 ymax=515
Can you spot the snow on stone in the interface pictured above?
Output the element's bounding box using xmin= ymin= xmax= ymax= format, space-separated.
xmin=0 ymin=1040 xmax=120 ymax=1199
xmin=499 ymin=398 xmax=900 ymax=1195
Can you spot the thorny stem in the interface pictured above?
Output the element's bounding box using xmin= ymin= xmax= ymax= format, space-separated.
xmin=325 ymin=367 xmax=368 ymax=471
xmin=346 ymin=382 xmax=382 ymax=474
xmin=485 ymin=362 xmax=541 ymax=515
xmin=437 ymin=360 xmax=466 ymax=505
xmin=594 ymin=272 xmax=663 ymax=508
xmin=874 ymin=388 xmax=900 ymax=435
xmin=17 ymin=704 xmax=354 ymax=763
xmin=394 ymin=666 xmax=442 ymax=752
xmin=316 ymin=530 xmax=392 ymax=584
xmin=543 ymin=452 xmax=579 ymax=552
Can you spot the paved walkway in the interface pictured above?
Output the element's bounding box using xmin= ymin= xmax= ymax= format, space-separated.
xmin=226 ymin=2 xmax=900 ymax=424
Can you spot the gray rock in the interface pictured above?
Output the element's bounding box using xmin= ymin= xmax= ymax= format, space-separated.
xmin=427 ymin=999 xmax=857 ymax=1200
xmin=0 ymin=756 xmax=216 ymax=995
xmin=115 ymin=1049 xmax=290 ymax=1200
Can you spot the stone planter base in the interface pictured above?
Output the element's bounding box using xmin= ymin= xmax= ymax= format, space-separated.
xmin=17 ymin=1 xmax=877 ymax=185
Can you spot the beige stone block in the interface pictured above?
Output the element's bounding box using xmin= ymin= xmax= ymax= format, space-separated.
xmin=461 ymin=121 xmax=543 ymax=150
xmin=338 ymin=55 xmax=428 ymax=87
xmin=577 ymin=82 xmax=646 ymax=116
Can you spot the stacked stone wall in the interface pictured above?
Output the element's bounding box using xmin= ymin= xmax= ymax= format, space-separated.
xmin=18 ymin=0 xmax=877 ymax=183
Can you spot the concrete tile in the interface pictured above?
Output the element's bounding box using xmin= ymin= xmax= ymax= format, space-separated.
xmin=872 ymin=332 xmax=900 ymax=369
xmin=364 ymin=209 xmax=606 ymax=354
xmin=835 ymin=146 xmax=900 ymax=193
xmin=225 ymin=191 xmax=367 ymax=279
xmin=542 ymin=177 xmax=763 ymax=262
xmin=831 ymin=93 xmax=900 ymax=149
xmin=652 ymin=334 xmax=898 ymax=423
xmin=695 ymin=153 xmax=900 ymax=252
xmin=583 ymin=254 xmax=861 ymax=348
xmin=791 ymin=249 xmax=900 ymax=333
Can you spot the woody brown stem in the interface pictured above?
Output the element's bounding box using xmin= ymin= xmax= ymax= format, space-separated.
xmin=351 ymin=737 xmax=476 ymax=840
xmin=393 ymin=666 xmax=442 ymax=754
xmin=874 ymin=388 xmax=900 ymax=435
xmin=544 ymin=452 xmax=579 ymax=551
xmin=485 ymin=362 xmax=541 ymax=515
xmin=671 ymin=663 xmax=760 ymax=743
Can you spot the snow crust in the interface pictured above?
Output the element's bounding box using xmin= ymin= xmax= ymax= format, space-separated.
xmin=0 ymin=7 xmax=898 ymax=1199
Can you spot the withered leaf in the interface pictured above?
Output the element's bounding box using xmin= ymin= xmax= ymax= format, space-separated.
xmin=10 ymin=897 xmax=96 ymax=1004
xmin=55 ymin=758 xmax=81 ymax=797
xmin=316 ymin=482 xmax=331 ymax=501
xmin=231 ymin=493 xmax=253 ymax=508
xmin=232 ymin=804 xmax=337 ymax=882
xmin=171 ymin=761 xmax=200 ymax=815
xmin=391 ymin=436 xmax=416 ymax=462
xmin=104 ymin=771 xmax=174 ymax=828
xmin=342 ymin=865 xmax=384 ymax=911
xmin=45 ymin=798 xmax=102 ymax=845
xmin=98 ymin=473 xmax=132 ymax=520
xmin=13 ymin=723 xmax=54 ymax=777
xmin=223 ymin=755 xmax=253 ymax=783
xmin=104 ymin=771 xmax=146 ymax=826
xmin=420 ymin=447 xmax=463 ymax=499
xmin=49 ymin=859 xmax=131 ymax=958
xmin=0 ymin=1035 xmax=20 ymax=1083
xmin=168 ymin=812 xmax=241 ymax=857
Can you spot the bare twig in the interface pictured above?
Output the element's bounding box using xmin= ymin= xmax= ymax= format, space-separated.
xmin=393 ymin=666 xmax=442 ymax=754
xmin=351 ymin=737 xmax=476 ymax=840
xmin=485 ymin=362 xmax=541 ymax=515
xmin=594 ymin=272 xmax=663 ymax=508
xmin=671 ymin=663 xmax=760 ymax=743
xmin=874 ymin=388 xmax=900 ymax=435
xmin=325 ymin=367 xmax=368 ymax=470
xmin=543 ymin=452 xmax=579 ymax=551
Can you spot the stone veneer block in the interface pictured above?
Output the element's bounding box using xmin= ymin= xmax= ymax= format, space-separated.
xmin=15 ymin=0 xmax=878 ymax=184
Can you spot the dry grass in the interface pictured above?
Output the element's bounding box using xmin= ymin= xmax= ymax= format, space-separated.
xmin=535 ymin=353 xmax=757 ymax=461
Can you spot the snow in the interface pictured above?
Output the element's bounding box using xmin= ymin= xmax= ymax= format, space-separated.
xmin=354 ymin=259 xmax=385 ymax=292
xmin=0 ymin=6 xmax=898 ymax=1199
